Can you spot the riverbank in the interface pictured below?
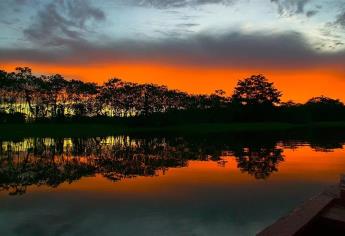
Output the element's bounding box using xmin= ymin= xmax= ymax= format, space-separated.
xmin=1 ymin=122 xmax=345 ymax=138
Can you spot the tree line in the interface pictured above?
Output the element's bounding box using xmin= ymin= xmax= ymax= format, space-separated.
xmin=1 ymin=67 xmax=345 ymax=124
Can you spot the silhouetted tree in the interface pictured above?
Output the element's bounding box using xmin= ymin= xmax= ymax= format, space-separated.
xmin=210 ymin=89 xmax=229 ymax=108
xmin=232 ymin=75 xmax=282 ymax=106
xmin=47 ymin=74 xmax=68 ymax=118
xmin=1 ymin=67 xmax=345 ymax=124
xmin=305 ymin=96 xmax=345 ymax=121
xmin=306 ymin=96 xmax=343 ymax=107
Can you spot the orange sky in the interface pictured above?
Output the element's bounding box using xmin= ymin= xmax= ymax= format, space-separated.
xmin=2 ymin=62 xmax=345 ymax=103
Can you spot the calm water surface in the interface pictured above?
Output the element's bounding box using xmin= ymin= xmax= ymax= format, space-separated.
xmin=1 ymin=131 xmax=345 ymax=236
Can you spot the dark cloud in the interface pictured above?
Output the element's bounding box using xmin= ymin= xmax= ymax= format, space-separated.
xmin=129 ymin=0 xmax=236 ymax=8
xmin=176 ymin=23 xmax=200 ymax=27
xmin=323 ymin=9 xmax=345 ymax=46
xmin=133 ymin=0 xmax=323 ymax=19
xmin=23 ymin=0 xmax=105 ymax=46
xmin=335 ymin=11 xmax=345 ymax=28
xmin=1 ymin=31 xmax=345 ymax=71
xmin=14 ymin=0 xmax=36 ymax=4
xmin=0 ymin=0 xmax=41 ymax=15
xmin=270 ymin=0 xmax=312 ymax=16
xmin=306 ymin=10 xmax=318 ymax=17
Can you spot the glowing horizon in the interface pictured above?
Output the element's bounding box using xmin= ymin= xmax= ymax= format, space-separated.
xmin=1 ymin=0 xmax=345 ymax=102
xmin=2 ymin=62 xmax=345 ymax=103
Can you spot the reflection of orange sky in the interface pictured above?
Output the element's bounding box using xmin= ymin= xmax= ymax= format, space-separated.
xmin=1 ymin=62 xmax=345 ymax=102
xmin=69 ymin=146 xmax=345 ymax=192
xmin=276 ymin=146 xmax=345 ymax=182
xmin=73 ymin=146 xmax=345 ymax=191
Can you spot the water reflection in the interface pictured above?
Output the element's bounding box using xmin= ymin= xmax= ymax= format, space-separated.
xmin=1 ymin=131 xmax=345 ymax=195
xmin=234 ymin=145 xmax=284 ymax=179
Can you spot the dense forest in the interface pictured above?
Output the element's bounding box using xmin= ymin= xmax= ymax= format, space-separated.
xmin=1 ymin=67 xmax=345 ymax=125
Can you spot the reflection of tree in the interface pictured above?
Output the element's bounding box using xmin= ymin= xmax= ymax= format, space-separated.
xmin=309 ymin=136 xmax=344 ymax=153
xmin=0 ymin=133 xmax=344 ymax=195
xmin=233 ymin=145 xmax=284 ymax=179
xmin=310 ymin=143 xmax=343 ymax=152
xmin=0 ymin=136 xmax=202 ymax=195
xmin=0 ymin=155 xmax=96 ymax=195
xmin=0 ymin=137 xmax=98 ymax=195
xmin=279 ymin=130 xmax=345 ymax=153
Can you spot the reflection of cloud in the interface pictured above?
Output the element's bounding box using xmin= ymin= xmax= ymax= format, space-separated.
xmin=0 ymin=193 xmax=276 ymax=236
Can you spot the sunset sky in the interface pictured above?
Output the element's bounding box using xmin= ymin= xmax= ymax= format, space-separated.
xmin=1 ymin=0 xmax=345 ymax=102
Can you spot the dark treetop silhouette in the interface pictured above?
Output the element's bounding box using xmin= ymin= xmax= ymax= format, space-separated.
xmin=232 ymin=75 xmax=282 ymax=106
xmin=1 ymin=67 xmax=345 ymax=124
